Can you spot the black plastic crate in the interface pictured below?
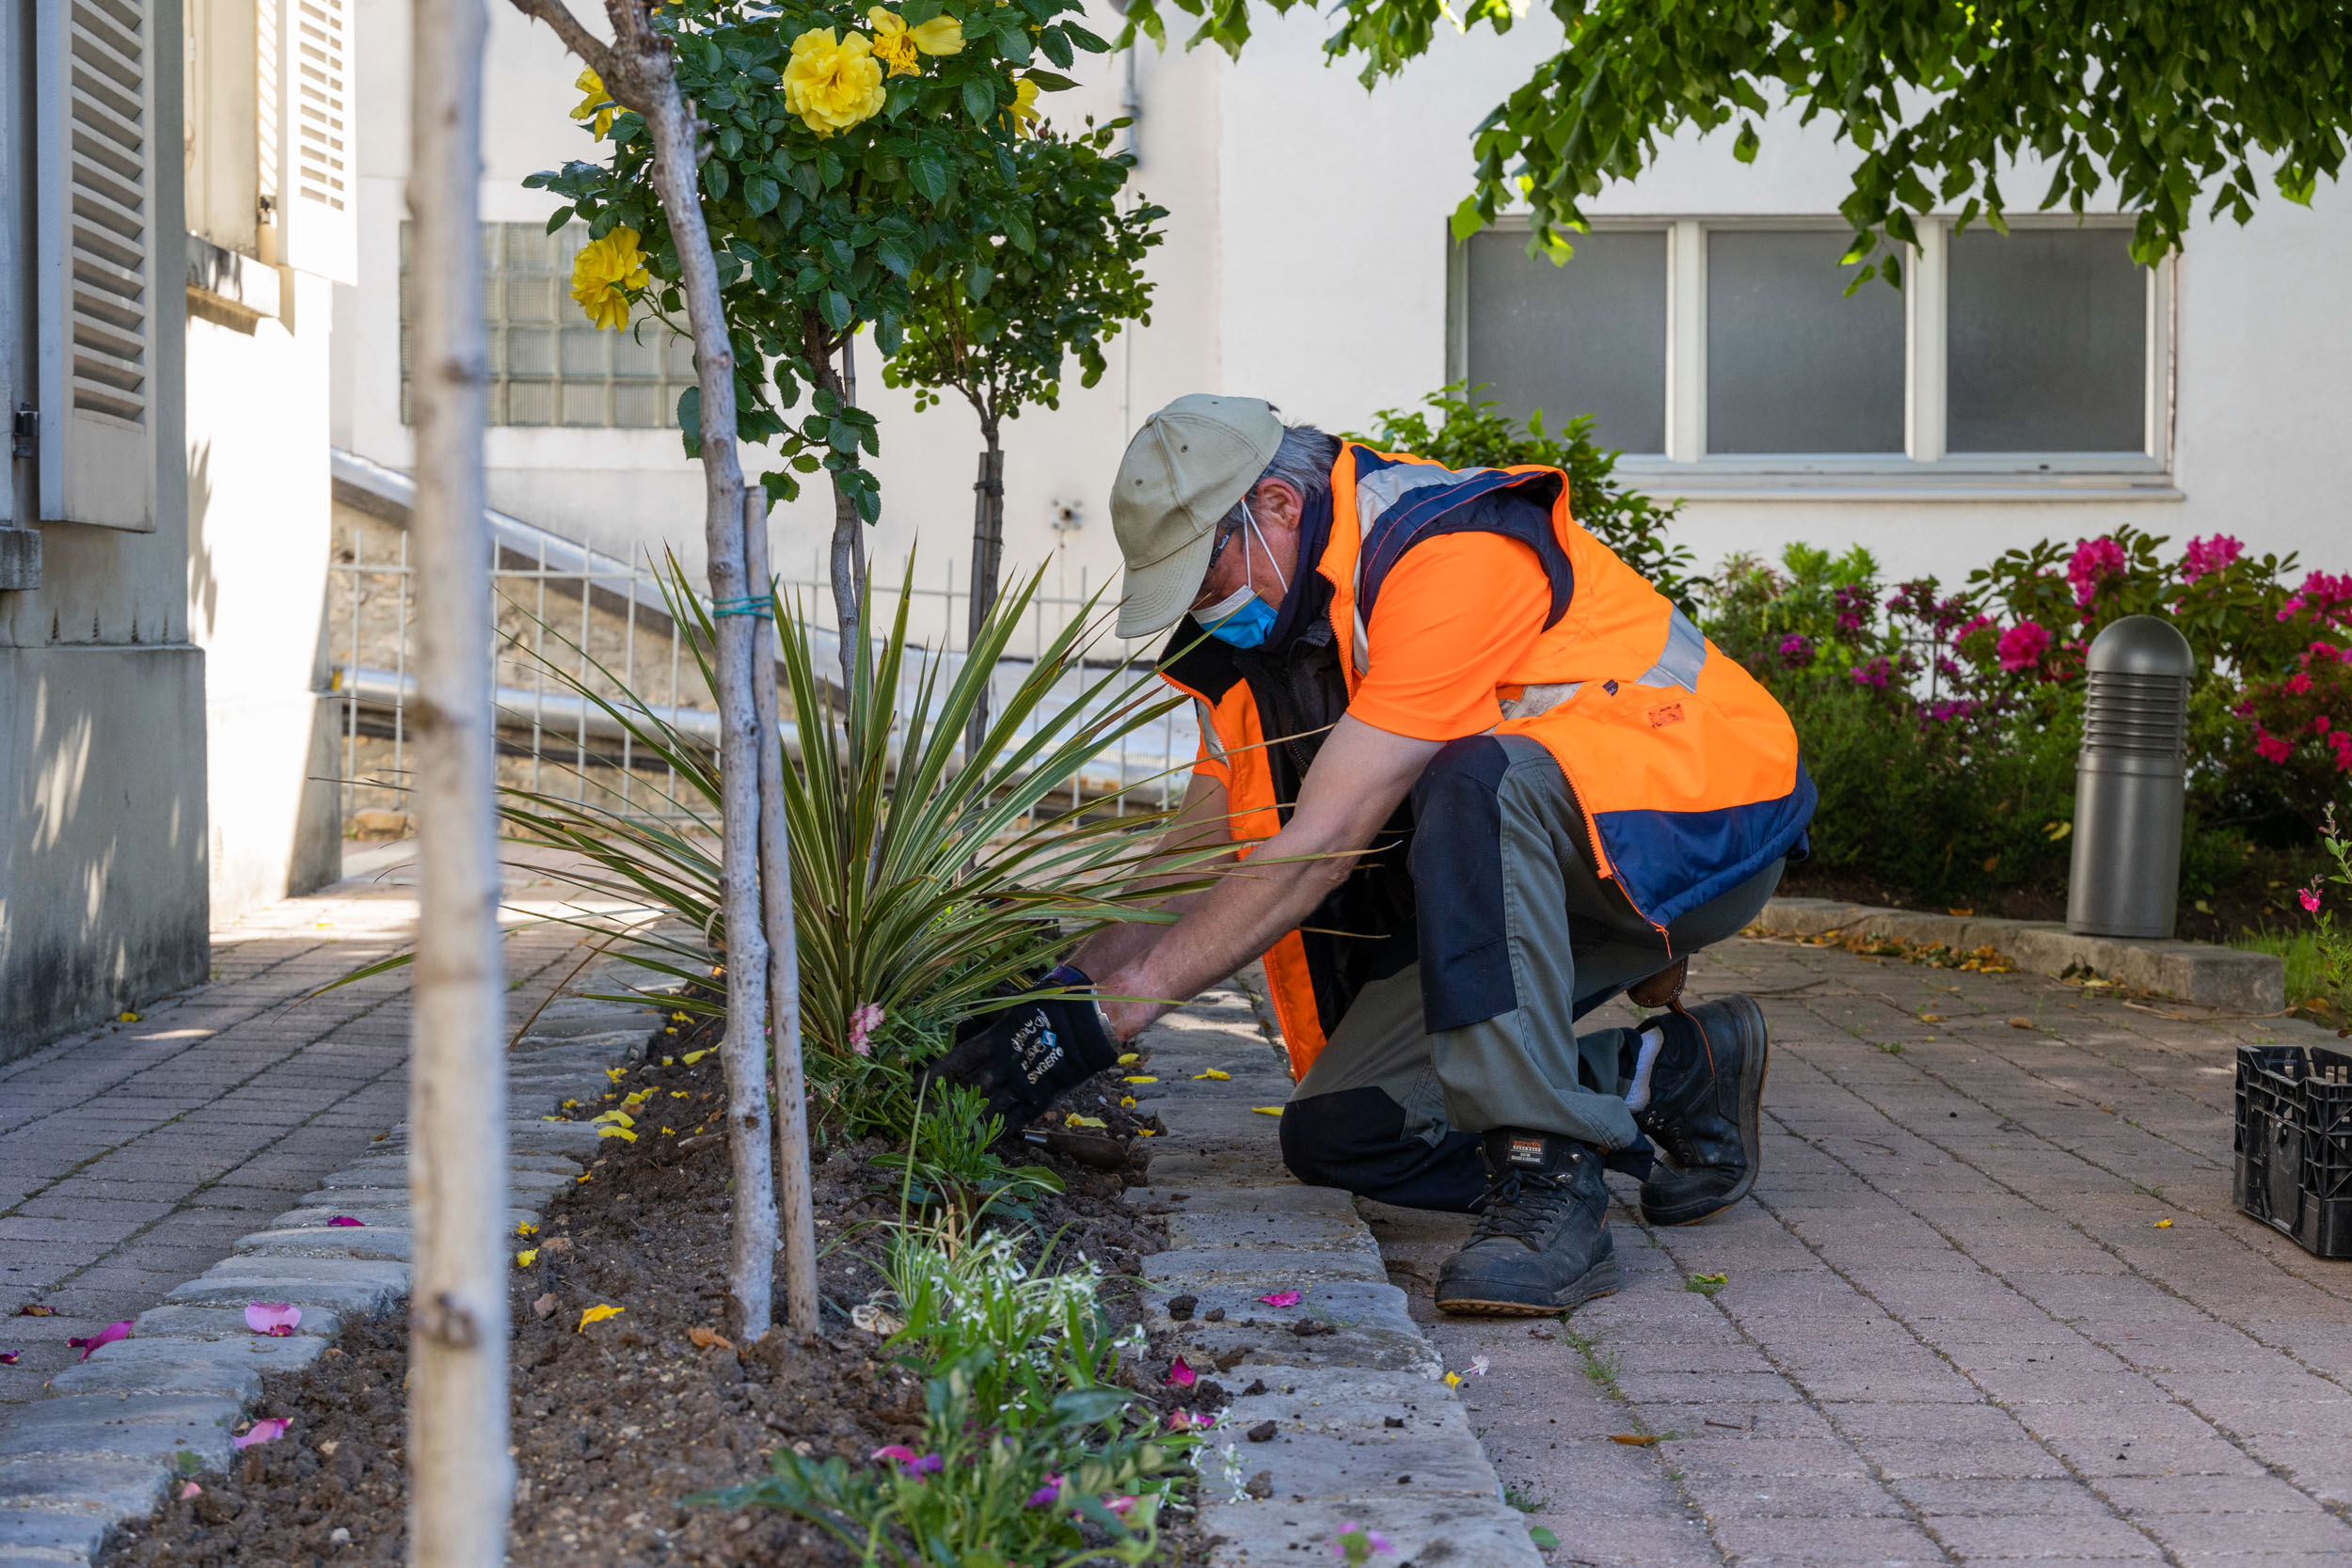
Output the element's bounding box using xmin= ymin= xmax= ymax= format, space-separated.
xmin=2234 ymin=1044 xmax=2352 ymax=1259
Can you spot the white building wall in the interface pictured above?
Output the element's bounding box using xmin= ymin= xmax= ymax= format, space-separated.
xmin=343 ymin=5 xmax=2352 ymax=632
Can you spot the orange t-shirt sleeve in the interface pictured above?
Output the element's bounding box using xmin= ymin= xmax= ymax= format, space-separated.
xmin=1346 ymin=532 xmax=1549 ymax=741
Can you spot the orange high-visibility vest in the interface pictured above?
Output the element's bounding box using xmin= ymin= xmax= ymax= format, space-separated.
xmin=1165 ymin=444 xmax=1813 ymax=1079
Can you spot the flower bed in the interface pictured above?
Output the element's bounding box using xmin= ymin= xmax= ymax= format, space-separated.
xmin=1706 ymin=529 xmax=2352 ymax=935
xmin=96 ymin=1036 xmax=1204 ymax=1568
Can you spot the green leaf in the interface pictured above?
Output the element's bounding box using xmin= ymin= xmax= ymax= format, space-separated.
xmin=1529 ymin=1527 xmax=1560 ymax=1550
xmin=961 ymin=76 xmax=997 ymax=124
xmin=818 ymin=289 xmax=852 ymax=331
xmin=704 ymin=158 xmax=731 ymax=200
xmin=1024 ymin=70 xmax=1077 ymax=91
xmin=744 ymin=174 xmax=781 ymax=215
xmin=1732 ymin=119 xmax=1759 ymax=165
xmin=675 ymin=385 xmax=703 ymax=455
xmin=908 ymin=150 xmax=950 ymax=203
xmin=544 ymin=206 xmax=576 ymax=233
xmin=964 ymin=262 xmax=993 ymax=300
xmin=1059 ymin=20 xmax=1108 ymax=51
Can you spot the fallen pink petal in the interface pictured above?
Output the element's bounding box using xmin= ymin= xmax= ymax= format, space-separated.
xmin=326 ymin=1216 xmax=365 ymax=1227
xmin=245 ymin=1303 xmax=302 ymax=1337
xmin=1164 ymin=1355 xmax=1197 ymax=1388
xmin=233 ymin=1418 xmax=290 ymax=1449
xmin=1258 ymin=1290 xmax=1302 ymax=1308
xmin=67 ymin=1322 xmax=129 ymax=1361
xmin=178 ymin=1481 xmax=201 ymax=1500
xmin=0 ymin=1351 xmax=18 ymax=1365
xmin=1105 ymin=1494 xmax=1138 ymax=1515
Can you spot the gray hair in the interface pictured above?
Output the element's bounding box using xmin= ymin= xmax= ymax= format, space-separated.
xmin=1216 ymin=421 xmax=1341 ymax=534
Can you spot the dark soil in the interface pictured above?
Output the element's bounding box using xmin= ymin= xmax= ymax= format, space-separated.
xmin=99 ymin=1030 xmax=1208 ymax=1568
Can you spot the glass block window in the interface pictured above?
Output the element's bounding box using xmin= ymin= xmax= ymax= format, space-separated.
xmin=400 ymin=221 xmax=695 ymax=428
xmin=1462 ymin=228 xmax=1669 ymax=455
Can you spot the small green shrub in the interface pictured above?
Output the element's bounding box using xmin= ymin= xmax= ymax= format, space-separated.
xmin=1345 ymin=382 xmax=1704 ymax=615
xmin=873 ymin=1083 xmax=1063 ymax=1224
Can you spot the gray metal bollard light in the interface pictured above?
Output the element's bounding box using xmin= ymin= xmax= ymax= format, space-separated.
xmin=2067 ymin=614 xmax=2195 ymax=940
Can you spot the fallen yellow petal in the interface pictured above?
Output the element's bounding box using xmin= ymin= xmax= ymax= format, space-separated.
xmin=591 ymin=1110 xmax=635 ymax=1127
xmin=1065 ymin=1113 xmax=1108 ymax=1129
xmin=1117 ymin=1053 xmax=1139 ymax=1065
xmin=576 ymin=1172 xmax=593 ymax=1183
xmin=671 ymin=1090 xmax=689 ymax=1099
xmin=578 ymin=1304 xmax=624 ymax=1331
xmin=606 ymin=1068 xmax=629 ymax=1083
xmin=1193 ymin=1069 xmax=1231 ymax=1081
xmin=662 ymin=1057 xmax=675 ymax=1067
xmin=597 ymin=1126 xmax=638 ymax=1142
xmin=1124 ymin=1076 xmax=1158 ymax=1084
xmin=517 ymin=1223 xmax=538 ymax=1238
xmin=661 ymin=1127 xmax=675 ymax=1135
xmin=516 ymin=1249 xmax=539 ymax=1267
xmin=562 ymin=1100 xmax=579 ymax=1110
xmin=671 ymin=1011 xmax=689 ymax=1022
xmin=540 ymin=1115 xmax=561 ymax=1121
xmin=1120 ymin=1096 xmax=1136 ymax=1108
xmin=1135 ymin=1127 xmax=1157 ymax=1136
xmin=118 ymin=1011 xmax=142 ymax=1023
xmin=1443 ymin=1371 xmax=1463 ymax=1387
xmin=682 ymin=1051 xmax=708 ymax=1065
xmin=2153 ymin=1217 xmax=2173 ymax=1228
xmin=1252 ymin=1106 xmax=1284 ymax=1117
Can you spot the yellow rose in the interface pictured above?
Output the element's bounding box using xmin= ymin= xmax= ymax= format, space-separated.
xmin=570 ymin=227 xmax=648 ymax=332
xmin=569 ymin=67 xmax=617 ymax=138
xmin=784 ymin=26 xmax=886 ymax=136
xmin=1008 ymin=75 xmax=1040 ymax=135
xmin=867 ymin=7 xmax=962 ymax=75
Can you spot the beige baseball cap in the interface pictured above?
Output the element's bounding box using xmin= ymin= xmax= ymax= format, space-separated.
xmin=1110 ymin=394 xmax=1284 ymax=639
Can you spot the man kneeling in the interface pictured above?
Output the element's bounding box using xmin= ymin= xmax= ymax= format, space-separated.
xmin=932 ymin=396 xmax=1815 ymax=1315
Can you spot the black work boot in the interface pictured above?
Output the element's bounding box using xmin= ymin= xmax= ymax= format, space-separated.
xmin=1433 ymin=1131 xmax=1617 ymax=1316
xmin=1634 ymin=995 xmax=1770 ymax=1226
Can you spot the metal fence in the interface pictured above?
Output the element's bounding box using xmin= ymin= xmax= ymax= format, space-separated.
xmin=326 ymin=512 xmax=1198 ymax=834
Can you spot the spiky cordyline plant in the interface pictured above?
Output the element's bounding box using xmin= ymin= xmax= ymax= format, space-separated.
xmin=495 ymin=557 xmax=1220 ymax=1128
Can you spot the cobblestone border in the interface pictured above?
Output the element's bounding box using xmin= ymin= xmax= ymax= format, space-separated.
xmin=0 ymin=974 xmax=664 ymax=1568
xmin=1128 ymin=984 xmax=1545 ymax=1567
xmin=1753 ymin=895 xmax=2286 ymax=1014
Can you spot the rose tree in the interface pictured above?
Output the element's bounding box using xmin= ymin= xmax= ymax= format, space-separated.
xmin=528 ymin=0 xmax=1112 ymax=657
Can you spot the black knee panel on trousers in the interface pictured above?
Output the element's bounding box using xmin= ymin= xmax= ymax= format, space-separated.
xmin=1408 ymin=736 xmax=1517 ymax=1032
xmin=1279 ymin=1086 xmax=1488 ymax=1212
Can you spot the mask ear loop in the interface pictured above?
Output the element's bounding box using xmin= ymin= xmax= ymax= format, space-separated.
xmin=1241 ymin=498 xmax=1289 ymax=600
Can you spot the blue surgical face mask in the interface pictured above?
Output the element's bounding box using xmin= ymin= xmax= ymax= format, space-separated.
xmin=1199 ymin=501 xmax=1288 ymax=649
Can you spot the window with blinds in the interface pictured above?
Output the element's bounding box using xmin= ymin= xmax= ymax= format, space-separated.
xmin=272 ymin=0 xmax=356 ymax=281
xmin=400 ymin=222 xmax=697 ymax=429
xmin=38 ymin=0 xmax=159 ymax=529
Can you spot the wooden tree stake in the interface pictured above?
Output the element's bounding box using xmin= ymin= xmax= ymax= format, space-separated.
xmin=405 ymin=0 xmax=512 ymax=1557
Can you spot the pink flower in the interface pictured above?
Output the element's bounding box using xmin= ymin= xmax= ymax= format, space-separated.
xmin=2256 ymin=731 xmax=2294 ymax=764
xmin=1850 ymin=657 xmax=1894 ymax=689
xmin=2288 ymin=673 xmax=2315 ymax=696
xmin=1777 ymin=633 xmax=1815 ymax=669
xmin=2304 ymin=571 xmax=2352 ymax=612
xmin=1996 ymin=622 xmax=2052 ymax=673
xmin=67 ymin=1322 xmax=130 ymax=1361
xmin=326 ymin=1216 xmax=365 ymax=1227
xmin=2300 ymin=889 xmax=2323 ymax=914
xmin=2067 ymin=537 xmax=2127 ymax=607
xmin=1169 ymin=1410 xmax=1218 ymax=1431
xmin=2280 ymin=594 xmax=2309 ymax=622
xmin=1164 ymin=1356 xmax=1197 ymax=1388
xmin=2333 ymin=733 xmax=2352 ymax=772
xmin=1258 ymin=1290 xmax=1302 ymax=1308
xmin=870 ymin=1445 xmax=942 ymax=1477
xmin=1105 ymin=1495 xmax=1138 ymax=1515
xmin=1333 ymin=1522 xmax=1395 ymax=1561
xmin=1955 ymin=614 xmax=1994 ymax=641
xmin=2181 ymin=534 xmax=2244 ymax=583
xmin=1026 ymin=1474 xmax=1065 ymax=1508
xmin=246 ymin=1303 xmax=302 ymax=1338
xmin=848 ymin=1002 xmax=884 ymax=1058
xmin=233 ymin=1418 xmax=291 ymax=1450
xmin=2316 ymin=717 xmax=2332 ymax=735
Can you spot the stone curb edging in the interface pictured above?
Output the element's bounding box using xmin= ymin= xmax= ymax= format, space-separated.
xmin=1751 ymin=895 xmax=2286 ymax=1014
xmin=0 ymin=976 xmax=665 ymax=1568
xmin=1127 ymin=986 xmax=1545 ymax=1568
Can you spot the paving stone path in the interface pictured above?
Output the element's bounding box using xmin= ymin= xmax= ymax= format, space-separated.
xmin=1371 ymin=934 xmax=2352 ymax=1567
xmin=0 ymin=852 xmax=622 ymax=1405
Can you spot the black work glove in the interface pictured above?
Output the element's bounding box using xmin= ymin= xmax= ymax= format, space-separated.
xmin=920 ymin=965 xmax=1120 ymax=1129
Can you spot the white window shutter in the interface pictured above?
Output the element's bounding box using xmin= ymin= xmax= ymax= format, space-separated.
xmin=271 ymin=0 xmax=355 ymax=283
xmin=35 ymin=0 xmax=159 ymax=530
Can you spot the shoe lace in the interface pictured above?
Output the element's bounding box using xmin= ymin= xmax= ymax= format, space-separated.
xmin=1470 ymin=1168 xmax=1574 ymax=1246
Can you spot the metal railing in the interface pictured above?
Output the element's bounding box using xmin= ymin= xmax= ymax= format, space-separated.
xmin=325 ymin=507 xmax=1198 ymax=832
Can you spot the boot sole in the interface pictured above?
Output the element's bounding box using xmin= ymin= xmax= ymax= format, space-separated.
xmin=1434 ymin=1258 xmax=1620 ymax=1317
xmin=1645 ymin=993 xmax=1769 ymax=1227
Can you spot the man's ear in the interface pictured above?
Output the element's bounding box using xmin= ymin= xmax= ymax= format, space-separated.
xmin=1254 ymin=480 xmax=1305 ymax=533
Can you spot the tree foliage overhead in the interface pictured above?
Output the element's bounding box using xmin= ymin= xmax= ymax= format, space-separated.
xmin=883 ymin=119 xmax=1167 ymax=434
xmin=1120 ymin=0 xmax=2350 ymax=283
xmin=527 ymin=0 xmax=1113 ymax=520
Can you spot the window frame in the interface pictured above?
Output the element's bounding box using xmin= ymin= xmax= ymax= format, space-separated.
xmin=1448 ymin=213 xmax=2178 ymax=500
